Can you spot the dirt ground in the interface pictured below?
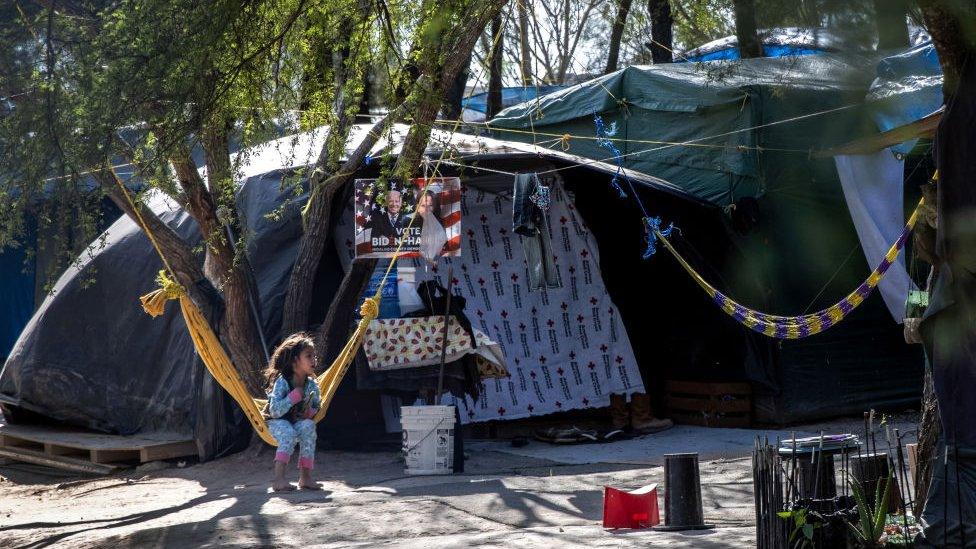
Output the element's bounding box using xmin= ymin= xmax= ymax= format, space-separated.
xmin=0 ymin=417 xmax=917 ymax=548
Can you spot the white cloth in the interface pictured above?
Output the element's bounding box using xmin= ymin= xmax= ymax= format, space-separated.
xmin=419 ymin=211 xmax=448 ymax=264
xmin=834 ymin=152 xmax=915 ymax=322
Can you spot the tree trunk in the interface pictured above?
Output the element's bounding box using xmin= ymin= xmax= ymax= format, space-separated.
xmin=168 ymin=139 xmax=267 ymax=395
xmin=875 ymin=0 xmax=910 ymax=50
xmin=605 ymin=0 xmax=633 ymax=73
xmin=359 ymin=70 xmax=371 ymax=116
xmin=302 ymin=0 xmax=506 ymax=370
xmin=96 ymin=169 xmax=215 ymax=318
xmin=279 ymin=110 xmax=394 ymax=338
xmin=313 ymin=258 xmax=377 ymax=371
xmin=917 ymin=0 xmax=976 ymax=97
xmin=442 ymin=64 xmax=471 ymax=121
xmin=648 ymin=0 xmax=673 ymax=64
xmin=914 ymin=0 xmax=976 ymax=519
xmin=487 ymin=14 xmax=505 ymax=118
xmin=518 ymin=0 xmax=533 ymax=85
xmin=733 ymin=0 xmax=762 ymax=59
xmin=915 ymin=365 xmax=941 ymax=515
xmin=97 ymin=169 xmax=263 ymax=394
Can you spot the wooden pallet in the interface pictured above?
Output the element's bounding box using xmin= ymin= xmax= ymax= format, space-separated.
xmin=665 ymin=380 xmax=752 ymax=428
xmin=0 ymin=423 xmax=198 ymax=474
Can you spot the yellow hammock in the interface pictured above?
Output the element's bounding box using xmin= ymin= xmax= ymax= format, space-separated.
xmin=139 ymin=272 xmax=378 ymax=446
xmin=114 ymin=175 xmax=380 ymax=447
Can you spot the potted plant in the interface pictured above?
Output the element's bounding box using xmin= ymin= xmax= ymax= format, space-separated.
xmin=846 ymin=476 xmax=891 ymax=548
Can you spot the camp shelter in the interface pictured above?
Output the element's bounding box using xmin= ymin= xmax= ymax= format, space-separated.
xmin=681 ymin=27 xmax=852 ymax=62
xmin=1 ymin=124 xmax=713 ymax=457
xmin=487 ymin=53 xmax=926 ymax=423
xmin=0 ymin=198 xmax=121 ymax=363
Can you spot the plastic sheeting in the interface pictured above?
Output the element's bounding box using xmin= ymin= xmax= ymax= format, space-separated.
xmin=490 ymin=53 xmax=879 ymax=207
xmin=866 ymin=42 xmax=943 ymax=153
xmin=462 ymin=86 xmax=565 ymax=115
xmin=834 ymin=151 xmax=914 ymax=322
xmin=680 ymin=28 xmax=847 ymax=63
xmin=490 ymin=53 xmax=924 ymax=423
xmin=0 ymin=238 xmax=35 ymax=360
xmin=0 ymin=170 xmax=316 ymax=459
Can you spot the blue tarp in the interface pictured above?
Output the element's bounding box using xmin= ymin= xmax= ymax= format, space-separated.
xmin=683 ymin=45 xmax=824 ymax=62
xmin=866 ymin=41 xmax=943 ymax=153
xmin=462 ymin=86 xmax=565 ymax=114
xmin=0 ymin=231 xmax=35 ymax=359
xmin=680 ymin=28 xmax=844 ymax=63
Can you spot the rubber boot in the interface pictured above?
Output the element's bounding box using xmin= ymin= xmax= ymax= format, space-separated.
xmin=609 ymin=393 xmax=630 ymax=431
xmin=630 ymin=392 xmax=673 ymax=434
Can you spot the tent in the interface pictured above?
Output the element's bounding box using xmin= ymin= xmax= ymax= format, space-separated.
xmin=0 ymin=125 xmax=700 ymax=457
xmin=460 ymin=85 xmax=565 ymax=122
xmin=1 ymin=201 xmax=121 ymax=362
xmin=487 ymin=53 xmax=925 ymax=423
xmin=680 ymin=27 xmax=850 ymax=62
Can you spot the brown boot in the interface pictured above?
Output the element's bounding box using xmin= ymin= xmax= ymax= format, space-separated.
xmin=630 ymin=393 xmax=673 ymax=434
xmin=609 ymin=393 xmax=629 ymax=431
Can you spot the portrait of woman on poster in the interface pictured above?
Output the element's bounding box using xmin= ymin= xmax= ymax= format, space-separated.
xmin=414 ymin=187 xmax=448 ymax=263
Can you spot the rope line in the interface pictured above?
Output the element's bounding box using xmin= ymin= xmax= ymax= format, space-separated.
xmin=655 ymin=197 xmax=924 ymax=339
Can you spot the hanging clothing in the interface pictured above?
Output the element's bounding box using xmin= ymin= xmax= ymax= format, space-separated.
xmin=513 ymin=173 xmax=559 ymax=290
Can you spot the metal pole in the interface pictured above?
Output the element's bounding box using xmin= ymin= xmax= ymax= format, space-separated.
xmin=435 ymin=265 xmax=455 ymax=402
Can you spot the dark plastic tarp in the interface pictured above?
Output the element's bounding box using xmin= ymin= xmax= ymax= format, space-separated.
xmin=0 ymin=169 xmax=321 ymax=459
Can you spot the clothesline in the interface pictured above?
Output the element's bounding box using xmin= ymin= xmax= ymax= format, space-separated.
xmin=35 ymin=89 xmax=858 ymax=201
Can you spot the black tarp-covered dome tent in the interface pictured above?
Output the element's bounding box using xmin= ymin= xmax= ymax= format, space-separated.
xmin=0 ymin=126 xmax=705 ymax=457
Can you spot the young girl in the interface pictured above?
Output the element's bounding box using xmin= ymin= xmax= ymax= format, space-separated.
xmin=264 ymin=333 xmax=322 ymax=492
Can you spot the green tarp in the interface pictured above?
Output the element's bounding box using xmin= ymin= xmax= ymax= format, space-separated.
xmin=489 ymin=54 xmax=878 ymax=207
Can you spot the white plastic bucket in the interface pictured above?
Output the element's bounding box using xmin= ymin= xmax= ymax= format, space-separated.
xmin=401 ymin=405 xmax=455 ymax=475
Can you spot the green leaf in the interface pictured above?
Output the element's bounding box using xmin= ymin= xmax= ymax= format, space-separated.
xmin=802 ymin=523 xmax=814 ymax=540
xmin=846 ymin=519 xmax=868 ymax=543
xmin=873 ymin=476 xmax=892 ymax=540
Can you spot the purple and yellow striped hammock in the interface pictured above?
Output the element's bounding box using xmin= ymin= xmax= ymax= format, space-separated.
xmin=655 ymin=198 xmax=924 ymax=339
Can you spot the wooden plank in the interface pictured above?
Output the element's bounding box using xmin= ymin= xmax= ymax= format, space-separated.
xmin=0 ymin=447 xmax=118 ymax=475
xmin=44 ymin=443 xmax=89 ymax=458
xmin=90 ymin=449 xmax=141 ymax=464
xmin=906 ymin=443 xmax=918 ymax=483
xmin=666 ymin=396 xmax=751 ymax=413
xmin=666 ymin=380 xmax=750 ymax=397
xmin=665 ymin=381 xmax=752 ymax=396
xmin=140 ymin=441 xmax=199 ymax=462
xmin=0 ymin=424 xmax=193 ymax=451
xmin=669 ymin=409 xmax=751 ymax=428
xmin=816 ymin=107 xmax=943 ymax=157
xmin=1 ymin=434 xmax=45 ymax=451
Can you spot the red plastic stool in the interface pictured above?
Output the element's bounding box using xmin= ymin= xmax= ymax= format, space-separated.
xmin=602 ymin=484 xmax=660 ymax=529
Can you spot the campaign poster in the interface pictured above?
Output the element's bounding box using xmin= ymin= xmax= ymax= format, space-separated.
xmin=354 ymin=177 xmax=462 ymax=260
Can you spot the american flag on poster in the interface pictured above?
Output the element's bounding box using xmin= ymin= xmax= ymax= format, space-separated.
xmin=354 ymin=177 xmax=462 ymax=260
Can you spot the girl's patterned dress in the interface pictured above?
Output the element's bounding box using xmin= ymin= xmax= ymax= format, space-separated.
xmin=265 ymin=376 xmax=321 ymax=470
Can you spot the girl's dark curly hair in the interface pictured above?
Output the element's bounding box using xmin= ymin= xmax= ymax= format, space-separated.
xmin=265 ymin=332 xmax=316 ymax=391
